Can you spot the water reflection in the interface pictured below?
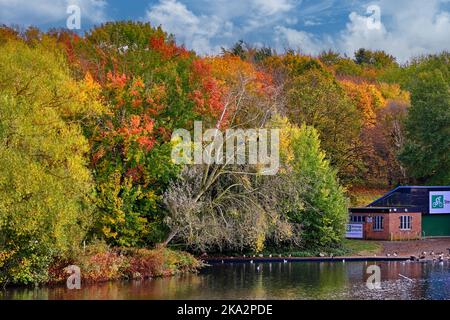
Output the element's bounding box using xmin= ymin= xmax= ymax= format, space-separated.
xmin=2 ymin=261 xmax=450 ymax=300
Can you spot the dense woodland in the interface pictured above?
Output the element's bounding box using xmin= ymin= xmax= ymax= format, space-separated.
xmin=0 ymin=22 xmax=449 ymax=285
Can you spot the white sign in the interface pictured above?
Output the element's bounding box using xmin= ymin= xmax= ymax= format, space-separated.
xmin=346 ymin=223 xmax=364 ymax=239
xmin=430 ymin=191 xmax=450 ymax=214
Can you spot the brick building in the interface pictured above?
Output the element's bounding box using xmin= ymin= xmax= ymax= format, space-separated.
xmin=347 ymin=186 xmax=450 ymax=240
xmin=347 ymin=207 xmax=422 ymax=241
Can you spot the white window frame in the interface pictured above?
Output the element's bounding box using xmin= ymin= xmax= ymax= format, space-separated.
xmin=400 ymin=216 xmax=412 ymax=230
xmin=373 ymin=216 xmax=384 ymax=231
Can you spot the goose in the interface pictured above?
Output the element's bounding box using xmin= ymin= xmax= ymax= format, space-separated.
xmin=283 ymin=259 xmax=288 ymax=263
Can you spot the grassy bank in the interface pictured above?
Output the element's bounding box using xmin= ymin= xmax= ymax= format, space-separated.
xmin=201 ymin=239 xmax=383 ymax=259
xmin=341 ymin=239 xmax=382 ymax=256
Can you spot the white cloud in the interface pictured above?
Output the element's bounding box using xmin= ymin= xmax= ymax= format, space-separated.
xmin=268 ymin=0 xmax=450 ymax=63
xmin=145 ymin=0 xmax=303 ymax=54
xmin=337 ymin=0 xmax=450 ymax=62
xmin=146 ymin=0 xmax=232 ymax=54
xmin=274 ymin=26 xmax=326 ymax=54
xmin=0 ymin=0 xmax=107 ymax=26
xmin=251 ymin=0 xmax=295 ymax=16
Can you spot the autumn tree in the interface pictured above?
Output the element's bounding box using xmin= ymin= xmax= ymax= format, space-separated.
xmin=0 ymin=39 xmax=103 ymax=285
xmin=162 ymin=54 xmax=286 ymax=251
xmin=56 ymin=22 xmax=229 ymax=246
xmin=284 ymin=68 xmax=362 ymax=182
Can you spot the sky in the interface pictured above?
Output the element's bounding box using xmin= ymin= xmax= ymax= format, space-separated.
xmin=1 ymin=0 xmax=450 ymax=63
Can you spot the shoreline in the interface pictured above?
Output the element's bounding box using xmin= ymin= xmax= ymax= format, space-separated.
xmin=203 ymin=256 xmax=411 ymax=264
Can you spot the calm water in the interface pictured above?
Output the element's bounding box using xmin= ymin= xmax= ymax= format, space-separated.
xmin=2 ymin=261 xmax=450 ymax=300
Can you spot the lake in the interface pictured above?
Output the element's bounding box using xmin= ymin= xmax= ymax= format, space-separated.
xmin=2 ymin=261 xmax=450 ymax=300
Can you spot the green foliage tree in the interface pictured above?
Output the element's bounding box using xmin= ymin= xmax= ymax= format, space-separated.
xmin=354 ymin=48 xmax=397 ymax=69
xmin=399 ymin=70 xmax=450 ymax=184
xmin=276 ymin=117 xmax=348 ymax=248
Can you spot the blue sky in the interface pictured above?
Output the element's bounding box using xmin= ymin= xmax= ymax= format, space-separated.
xmin=1 ymin=0 xmax=450 ymax=62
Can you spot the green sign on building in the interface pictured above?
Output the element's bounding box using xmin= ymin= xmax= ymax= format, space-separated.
xmin=432 ymin=195 xmax=445 ymax=209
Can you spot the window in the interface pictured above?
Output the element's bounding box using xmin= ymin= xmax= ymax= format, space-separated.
xmin=350 ymin=215 xmax=365 ymax=223
xmin=373 ymin=216 xmax=384 ymax=231
xmin=400 ymin=216 xmax=412 ymax=230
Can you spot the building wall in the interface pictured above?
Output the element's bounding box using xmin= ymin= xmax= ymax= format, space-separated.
xmin=349 ymin=212 xmax=422 ymax=241
xmin=422 ymin=214 xmax=450 ymax=237
xmin=387 ymin=212 xmax=422 ymax=241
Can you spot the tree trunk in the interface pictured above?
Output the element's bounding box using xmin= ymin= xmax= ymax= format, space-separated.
xmin=159 ymin=228 xmax=179 ymax=248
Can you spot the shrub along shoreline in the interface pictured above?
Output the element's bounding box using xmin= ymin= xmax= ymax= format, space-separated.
xmin=47 ymin=245 xmax=203 ymax=286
